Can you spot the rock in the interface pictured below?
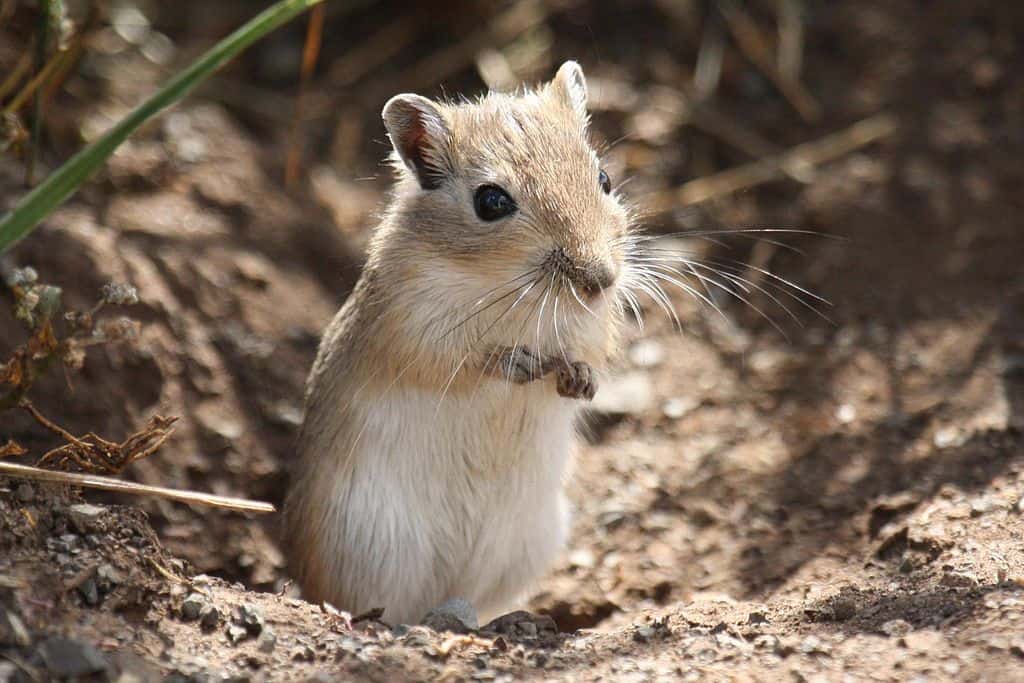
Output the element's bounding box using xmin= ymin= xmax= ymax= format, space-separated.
xmin=38 ymin=637 xmax=109 ymax=678
xmin=181 ymin=593 xmax=207 ymax=621
xmin=567 ymin=548 xmax=596 ymax=569
xmin=662 ymin=396 xmax=698 ymax=419
xmin=226 ymin=623 xmax=249 ymax=645
xmin=481 ymin=611 xmax=557 ymax=638
xmin=66 ymin=504 xmax=106 ymax=534
xmin=97 ymin=564 xmax=123 ymax=590
xmin=422 ymin=598 xmax=478 ymax=633
xmin=78 ymin=578 xmax=100 ymax=606
xmin=628 ymin=339 xmax=664 ymax=368
xmin=590 ymin=372 xmax=653 ymax=416
xmin=200 ymin=604 xmax=221 ymax=631
xmin=15 ymin=483 xmax=34 ymax=502
xmin=881 ymin=619 xmax=911 ymax=637
xmin=633 ymin=625 xmax=656 ymax=642
xmin=258 ymin=628 xmax=277 ymax=653
xmin=835 ymin=403 xmax=857 ymax=424
xmin=234 ymin=603 xmax=265 ymax=635
xmin=940 ymin=571 xmax=979 ymax=588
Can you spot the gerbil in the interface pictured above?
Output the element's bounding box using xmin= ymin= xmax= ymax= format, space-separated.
xmin=283 ymin=61 xmax=632 ymax=625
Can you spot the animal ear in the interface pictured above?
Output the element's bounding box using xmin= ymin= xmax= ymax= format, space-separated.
xmin=550 ymin=60 xmax=588 ymax=120
xmin=382 ymin=94 xmax=452 ymax=190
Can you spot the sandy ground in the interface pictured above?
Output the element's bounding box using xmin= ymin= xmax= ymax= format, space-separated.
xmin=3 ymin=1 xmax=1024 ymax=680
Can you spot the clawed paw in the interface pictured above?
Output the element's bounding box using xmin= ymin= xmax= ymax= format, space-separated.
xmin=556 ymin=361 xmax=597 ymax=401
xmin=494 ymin=346 xmax=546 ymax=384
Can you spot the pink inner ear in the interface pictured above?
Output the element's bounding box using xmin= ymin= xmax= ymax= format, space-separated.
xmin=401 ymin=118 xmax=428 ymax=161
xmin=399 ymin=113 xmax=442 ymax=190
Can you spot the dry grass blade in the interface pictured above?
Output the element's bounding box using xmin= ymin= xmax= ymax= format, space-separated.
xmin=285 ymin=2 xmax=326 ymax=187
xmin=648 ymin=112 xmax=897 ymax=211
xmin=0 ymin=461 xmax=276 ymax=513
xmin=718 ymin=0 xmax=820 ymax=123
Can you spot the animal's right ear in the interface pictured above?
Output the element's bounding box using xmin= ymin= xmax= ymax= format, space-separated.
xmin=382 ymin=94 xmax=452 ymax=190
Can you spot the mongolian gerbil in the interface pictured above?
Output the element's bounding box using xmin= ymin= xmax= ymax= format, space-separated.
xmin=283 ymin=61 xmax=632 ymax=625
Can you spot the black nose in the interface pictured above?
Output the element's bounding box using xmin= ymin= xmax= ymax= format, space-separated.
xmin=577 ymin=262 xmax=617 ymax=296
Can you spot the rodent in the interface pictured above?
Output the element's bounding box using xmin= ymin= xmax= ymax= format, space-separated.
xmin=283 ymin=61 xmax=631 ymax=625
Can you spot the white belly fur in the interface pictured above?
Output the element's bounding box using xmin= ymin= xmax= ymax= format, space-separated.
xmin=321 ymin=377 xmax=576 ymax=625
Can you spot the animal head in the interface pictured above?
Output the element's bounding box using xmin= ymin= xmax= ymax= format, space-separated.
xmin=378 ymin=61 xmax=633 ymax=365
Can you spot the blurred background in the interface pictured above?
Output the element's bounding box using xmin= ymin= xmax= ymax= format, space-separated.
xmin=2 ymin=0 xmax=1023 ymax=635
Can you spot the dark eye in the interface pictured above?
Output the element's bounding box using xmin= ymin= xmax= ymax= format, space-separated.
xmin=473 ymin=185 xmax=517 ymax=221
xmin=598 ymin=169 xmax=611 ymax=194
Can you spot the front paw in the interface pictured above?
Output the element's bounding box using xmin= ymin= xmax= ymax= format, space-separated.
xmin=494 ymin=346 xmax=546 ymax=384
xmin=556 ymin=361 xmax=597 ymax=401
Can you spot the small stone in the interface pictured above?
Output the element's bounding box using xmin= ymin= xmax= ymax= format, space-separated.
xmin=292 ymin=645 xmax=315 ymax=661
xmin=881 ymin=619 xmax=911 ymax=637
xmin=78 ymin=578 xmax=100 ymax=606
xmin=38 ymin=637 xmax=109 ymax=678
xmin=753 ymin=634 xmax=779 ymax=651
xmin=970 ymin=497 xmax=998 ymax=516
xmin=96 ymin=564 xmax=123 ymax=590
xmin=798 ymin=635 xmax=828 ymax=654
xmin=422 ymin=598 xmax=478 ymax=632
xmin=568 ymin=548 xmax=596 ymax=569
xmin=15 ymin=483 xmax=34 ymax=502
xmin=633 ymin=625 xmax=656 ymax=642
xmin=200 ymin=604 xmax=221 ymax=631
xmin=257 ymin=628 xmax=277 ymax=653
xmin=482 ymin=611 xmax=557 ymax=638
xmin=934 ymin=426 xmax=966 ymax=449
xmin=66 ymin=504 xmax=106 ymax=534
xmin=628 ymin=339 xmax=664 ymax=368
xmin=662 ymin=396 xmax=698 ymax=419
xmin=234 ymin=603 xmax=264 ymax=635
xmin=836 ymin=404 xmax=857 ymax=424
xmin=940 ymin=571 xmax=979 ymax=588
xmin=181 ymin=593 xmax=207 ymax=621
xmin=226 ymin=623 xmax=249 ymax=645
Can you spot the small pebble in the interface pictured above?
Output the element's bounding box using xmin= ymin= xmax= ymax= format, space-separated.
xmin=181 ymin=593 xmax=207 ymax=621
xmin=257 ymin=628 xmax=277 ymax=653
xmin=234 ymin=603 xmax=265 ymax=635
xmin=15 ymin=483 xmax=34 ymax=502
xmin=662 ymin=396 xmax=697 ymax=420
xmin=66 ymin=504 xmax=106 ymax=534
xmin=628 ymin=339 xmax=664 ymax=368
xmin=881 ymin=619 xmax=911 ymax=637
xmin=422 ymin=598 xmax=478 ymax=632
xmin=77 ymin=579 xmax=100 ymax=607
xmin=200 ymin=605 xmax=221 ymax=631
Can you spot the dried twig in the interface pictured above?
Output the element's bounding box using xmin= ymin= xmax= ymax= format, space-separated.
xmin=0 ymin=461 xmax=276 ymax=513
xmin=777 ymin=0 xmax=805 ymax=82
xmin=284 ymin=2 xmax=325 ymax=188
xmin=23 ymin=401 xmax=178 ymax=474
xmin=392 ymin=0 xmax=575 ymax=96
xmin=649 ymin=112 xmax=897 ymax=211
xmin=327 ymin=11 xmax=421 ymax=87
xmin=718 ymin=0 xmax=820 ymax=123
xmin=0 ymin=439 xmax=27 ymax=458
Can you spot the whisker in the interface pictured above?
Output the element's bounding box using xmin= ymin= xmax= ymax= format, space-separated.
xmin=436 ymin=268 xmax=540 ymax=341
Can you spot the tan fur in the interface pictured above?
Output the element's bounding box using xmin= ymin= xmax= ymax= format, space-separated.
xmin=283 ymin=62 xmax=632 ymax=624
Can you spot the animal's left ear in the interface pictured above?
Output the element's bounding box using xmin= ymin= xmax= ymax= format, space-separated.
xmin=550 ymin=60 xmax=588 ymax=121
